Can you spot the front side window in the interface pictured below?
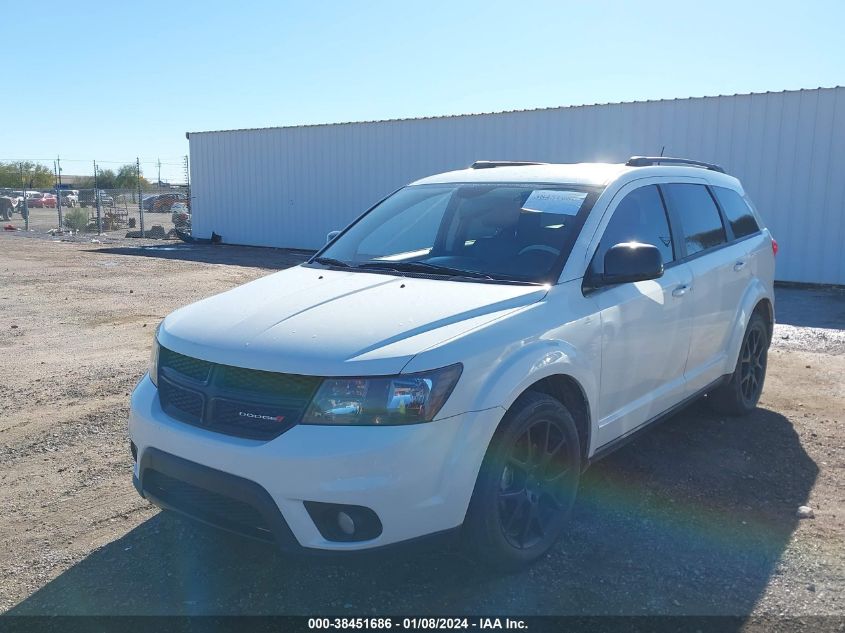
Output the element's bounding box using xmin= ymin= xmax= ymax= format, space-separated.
xmin=661 ymin=183 xmax=726 ymax=256
xmin=593 ymin=185 xmax=674 ymax=273
xmin=711 ymin=186 xmax=760 ymax=239
xmin=316 ymin=183 xmax=600 ymax=283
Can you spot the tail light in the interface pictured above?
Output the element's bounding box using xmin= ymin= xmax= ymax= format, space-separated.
xmin=772 ymin=237 xmax=779 ymax=257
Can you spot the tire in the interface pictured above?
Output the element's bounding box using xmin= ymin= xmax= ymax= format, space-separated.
xmin=708 ymin=311 xmax=769 ymax=416
xmin=463 ymin=391 xmax=581 ymax=571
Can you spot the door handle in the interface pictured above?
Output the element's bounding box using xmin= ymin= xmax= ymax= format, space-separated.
xmin=733 ymin=260 xmax=747 ymax=272
xmin=672 ymin=284 xmax=690 ymax=298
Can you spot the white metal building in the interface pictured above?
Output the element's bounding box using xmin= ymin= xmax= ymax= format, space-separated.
xmin=188 ymin=86 xmax=845 ymax=285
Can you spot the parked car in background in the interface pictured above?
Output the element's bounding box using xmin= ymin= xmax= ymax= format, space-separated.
xmin=80 ymin=190 xmax=115 ymax=208
xmin=170 ymin=202 xmax=191 ymax=228
xmin=130 ymin=157 xmax=776 ymax=568
xmin=98 ymin=190 xmax=115 ymax=207
xmin=143 ymin=192 xmax=187 ymax=212
xmin=27 ymin=193 xmax=57 ymax=208
xmin=0 ymin=195 xmax=16 ymax=220
xmin=0 ymin=190 xmax=23 ymax=213
xmin=60 ymin=191 xmax=79 ymax=207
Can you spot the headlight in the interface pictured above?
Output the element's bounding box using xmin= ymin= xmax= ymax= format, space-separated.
xmin=149 ymin=331 xmax=160 ymax=387
xmin=301 ymin=364 xmax=462 ymax=426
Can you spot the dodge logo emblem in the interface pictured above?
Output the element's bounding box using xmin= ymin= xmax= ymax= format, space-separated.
xmin=238 ymin=411 xmax=285 ymax=422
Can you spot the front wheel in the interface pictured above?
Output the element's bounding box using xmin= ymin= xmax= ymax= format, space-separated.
xmin=707 ymin=311 xmax=769 ymax=416
xmin=463 ymin=391 xmax=581 ymax=570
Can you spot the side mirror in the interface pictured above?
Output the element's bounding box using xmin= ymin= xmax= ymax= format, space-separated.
xmin=599 ymin=242 xmax=664 ymax=285
xmin=326 ymin=230 xmax=341 ymax=244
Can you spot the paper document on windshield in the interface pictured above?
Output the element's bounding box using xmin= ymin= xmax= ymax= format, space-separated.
xmin=522 ymin=190 xmax=587 ymax=215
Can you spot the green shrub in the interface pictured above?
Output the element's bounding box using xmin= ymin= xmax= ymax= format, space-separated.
xmin=64 ymin=208 xmax=90 ymax=232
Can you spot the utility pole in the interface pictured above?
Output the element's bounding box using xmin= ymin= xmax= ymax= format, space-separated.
xmin=55 ymin=158 xmax=63 ymax=231
xmin=94 ymin=160 xmax=102 ymax=234
xmin=20 ymin=163 xmax=29 ymax=232
xmin=157 ymin=157 xmax=161 ymax=187
xmin=137 ymin=158 xmax=144 ymax=236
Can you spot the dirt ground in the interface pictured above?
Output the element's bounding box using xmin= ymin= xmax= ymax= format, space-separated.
xmin=1 ymin=233 xmax=843 ymax=621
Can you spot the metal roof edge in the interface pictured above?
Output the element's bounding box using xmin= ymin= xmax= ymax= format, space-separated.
xmin=186 ymin=85 xmax=844 ymax=137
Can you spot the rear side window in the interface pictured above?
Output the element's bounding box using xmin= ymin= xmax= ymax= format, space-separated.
xmin=712 ymin=186 xmax=760 ymax=239
xmin=661 ymin=184 xmax=726 ymax=256
xmin=594 ymin=185 xmax=674 ymax=272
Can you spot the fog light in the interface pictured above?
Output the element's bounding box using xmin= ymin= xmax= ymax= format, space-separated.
xmin=337 ymin=511 xmax=355 ymax=536
xmin=303 ymin=501 xmax=383 ymax=542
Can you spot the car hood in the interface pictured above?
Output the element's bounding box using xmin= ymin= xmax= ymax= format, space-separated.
xmin=158 ymin=265 xmax=548 ymax=376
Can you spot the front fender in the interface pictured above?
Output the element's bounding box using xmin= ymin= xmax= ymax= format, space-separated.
xmin=459 ymin=332 xmax=600 ymax=456
xmin=405 ymin=281 xmax=601 ymax=455
xmin=471 ymin=338 xmax=596 ymax=414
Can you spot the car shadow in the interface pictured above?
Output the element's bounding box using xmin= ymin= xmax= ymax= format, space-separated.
xmin=92 ymin=243 xmax=313 ymax=271
xmin=8 ymin=402 xmax=816 ymax=618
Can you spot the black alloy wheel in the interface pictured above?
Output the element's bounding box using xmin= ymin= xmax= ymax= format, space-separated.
xmin=464 ymin=391 xmax=581 ymax=570
xmin=498 ymin=418 xmax=573 ymax=549
xmin=707 ymin=311 xmax=769 ymax=416
xmin=739 ymin=324 xmax=766 ymax=404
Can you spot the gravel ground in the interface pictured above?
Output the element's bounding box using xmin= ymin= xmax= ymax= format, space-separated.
xmin=0 ymin=233 xmax=843 ymax=619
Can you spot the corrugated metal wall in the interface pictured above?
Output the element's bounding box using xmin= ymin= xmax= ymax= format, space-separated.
xmin=189 ymin=87 xmax=845 ymax=285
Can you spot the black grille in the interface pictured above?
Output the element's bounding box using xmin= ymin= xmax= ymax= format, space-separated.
xmin=144 ymin=469 xmax=274 ymax=542
xmin=159 ymin=347 xmax=212 ymax=382
xmin=209 ymin=398 xmax=303 ymax=438
xmin=218 ymin=364 xmax=318 ymax=396
xmin=157 ymin=345 xmax=322 ymax=440
xmin=159 ymin=378 xmax=204 ymax=422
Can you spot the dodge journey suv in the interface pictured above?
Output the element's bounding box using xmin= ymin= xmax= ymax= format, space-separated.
xmin=130 ymin=156 xmax=776 ymax=568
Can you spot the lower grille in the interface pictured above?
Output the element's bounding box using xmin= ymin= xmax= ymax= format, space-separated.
xmin=144 ymin=469 xmax=274 ymax=542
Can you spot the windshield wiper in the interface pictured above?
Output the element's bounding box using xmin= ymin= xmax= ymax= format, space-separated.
xmin=357 ymin=260 xmax=494 ymax=280
xmin=312 ymin=256 xmax=352 ymax=268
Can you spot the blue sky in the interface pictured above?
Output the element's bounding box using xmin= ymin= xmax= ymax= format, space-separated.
xmin=2 ymin=0 xmax=843 ymax=181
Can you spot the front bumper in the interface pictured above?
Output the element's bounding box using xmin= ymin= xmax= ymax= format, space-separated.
xmin=129 ymin=375 xmax=502 ymax=551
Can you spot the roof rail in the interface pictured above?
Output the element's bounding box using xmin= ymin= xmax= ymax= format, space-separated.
xmin=625 ymin=156 xmax=725 ymax=173
xmin=469 ymin=160 xmax=548 ymax=169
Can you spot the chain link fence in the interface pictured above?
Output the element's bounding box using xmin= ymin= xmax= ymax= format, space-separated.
xmin=0 ymin=157 xmax=191 ymax=240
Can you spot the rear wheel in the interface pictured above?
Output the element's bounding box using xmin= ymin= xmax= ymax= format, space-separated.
xmin=463 ymin=391 xmax=581 ymax=570
xmin=708 ymin=311 xmax=769 ymax=416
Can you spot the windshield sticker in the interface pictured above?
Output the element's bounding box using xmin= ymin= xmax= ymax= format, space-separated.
xmin=522 ymin=190 xmax=588 ymax=216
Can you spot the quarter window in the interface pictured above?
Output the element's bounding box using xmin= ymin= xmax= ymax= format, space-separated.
xmin=712 ymin=186 xmax=760 ymax=239
xmin=661 ymin=184 xmax=726 ymax=256
xmin=594 ymin=185 xmax=674 ymax=272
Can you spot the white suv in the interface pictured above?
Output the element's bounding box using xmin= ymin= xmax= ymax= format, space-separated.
xmin=130 ymin=157 xmax=776 ymax=568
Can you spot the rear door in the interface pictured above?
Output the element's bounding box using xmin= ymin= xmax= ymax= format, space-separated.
xmin=660 ymin=183 xmax=748 ymax=392
xmin=587 ymin=182 xmax=695 ymax=447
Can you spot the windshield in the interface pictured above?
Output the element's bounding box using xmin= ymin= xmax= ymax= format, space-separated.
xmin=314 ymin=183 xmax=600 ymax=283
